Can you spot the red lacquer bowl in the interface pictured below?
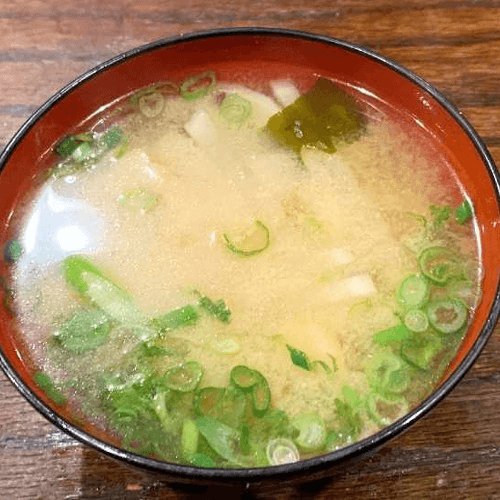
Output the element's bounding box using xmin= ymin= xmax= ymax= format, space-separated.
xmin=0 ymin=28 xmax=499 ymax=486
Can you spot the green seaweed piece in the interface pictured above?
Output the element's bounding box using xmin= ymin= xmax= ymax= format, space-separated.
xmin=266 ymin=78 xmax=366 ymax=157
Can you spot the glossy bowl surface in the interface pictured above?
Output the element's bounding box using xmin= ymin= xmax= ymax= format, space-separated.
xmin=0 ymin=28 xmax=499 ymax=485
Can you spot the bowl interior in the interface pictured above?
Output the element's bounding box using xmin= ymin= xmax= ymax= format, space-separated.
xmin=0 ymin=29 xmax=499 ymax=478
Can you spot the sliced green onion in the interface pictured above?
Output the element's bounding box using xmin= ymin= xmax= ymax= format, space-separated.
xmin=62 ymin=255 xmax=148 ymax=330
xmin=56 ymin=136 xmax=80 ymax=158
xmin=194 ymin=386 xmax=225 ymax=416
xmin=311 ymin=359 xmax=333 ymax=374
xmin=54 ymin=127 xmax=127 ymax=176
xmin=286 ymin=345 xmax=335 ymax=374
xmin=400 ymin=333 xmax=443 ymax=370
xmin=180 ymin=71 xmax=216 ymax=102
xmin=54 ymin=309 xmax=111 ymax=353
xmin=74 ymin=132 xmax=94 ymax=142
xmin=181 ymin=418 xmax=199 ymax=461
xmin=163 ymin=361 xmax=203 ymax=392
xmin=291 ymin=412 xmax=327 ymax=451
xmin=219 ymin=93 xmax=252 ymax=129
xmin=230 ymin=365 xmax=260 ymax=390
xmin=426 ymin=297 xmax=468 ymax=334
xmin=4 ymin=240 xmax=22 ymax=263
xmin=373 ymin=323 xmax=412 ymax=346
xmin=286 ymin=344 xmax=312 ymax=370
xmin=197 ymin=296 xmax=231 ymax=323
xmin=341 ymin=385 xmax=361 ymax=409
xmin=137 ymin=341 xmax=171 ymax=359
xmin=138 ymin=91 xmax=165 ymax=118
xmin=152 ymin=390 xmax=170 ymax=429
xmin=418 ymin=246 xmax=461 ymax=285
xmin=429 ymin=204 xmax=451 ymax=229
xmin=252 ymin=371 xmax=271 ymax=417
xmin=266 ymin=438 xmax=300 ymax=466
xmin=366 ymin=352 xmax=411 ymax=395
xmin=223 ymin=220 xmax=270 ymax=257
xmin=111 ymin=385 xmax=150 ymax=423
xmin=325 ymin=429 xmax=351 ymax=451
xmin=118 ymin=188 xmax=159 ymax=213
xmin=113 ymin=136 xmax=130 ymax=158
xmin=34 ymin=371 xmax=66 ymax=406
xmin=129 ymin=82 xmax=178 ymax=106
xmin=239 ymin=424 xmax=251 ymax=455
xmin=397 ymin=273 xmax=429 ymax=309
xmin=404 ymin=309 xmax=429 ymax=333
xmin=446 ymin=278 xmax=476 ymax=306
xmin=200 ymin=387 xmax=246 ymax=428
xmin=101 ymin=126 xmax=124 ymax=149
xmin=455 ymin=199 xmax=473 ymax=224
xmin=150 ymin=305 xmax=200 ymax=333
xmin=195 ymin=415 xmax=240 ymax=464
xmin=366 ymin=393 xmax=408 ymax=427
xmin=190 ymin=452 xmax=215 ymax=468
xmin=333 ymin=391 xmax=363 ymax=444
xmin=71 ymin=141 xmax=93 ymax=162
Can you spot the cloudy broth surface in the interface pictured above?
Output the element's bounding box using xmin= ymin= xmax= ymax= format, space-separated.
xmin=5 ymin=73 xmax=482 ymax=468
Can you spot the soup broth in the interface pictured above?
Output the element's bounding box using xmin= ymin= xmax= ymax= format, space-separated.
xmin=3 ymin=73 xmax=482 ymax=468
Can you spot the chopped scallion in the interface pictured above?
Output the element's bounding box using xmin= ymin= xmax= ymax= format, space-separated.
xmin=56 ymin=136 xmax=80 ymax=158
xmin=291 ymin=412 xmax=326 ymax=452
xmin=63 ymin=255 xmax=148 ymax=331
xmin=163 ymin=361 xmax=203 ymax=392
xmin=366 ymin=392 xmax=408 ymax=427
xmin=219 ymin=93 xmax=252 ymax=129
xmin=4 ymin=239 xmax=22 ymax=263
xmin=34 ymin=371 xmax=66 ymax=406
xmin=138 ymin=91 xmax=165 ymax=118
xmin=150 ymin=305 xmax=200 ymax=333
xmin=180 ymin=71 xmax=216 ymax=102
xmin=418 ymin=246 xmax=461 ymax=285
xmin=373 ymin=323 xmax=412 ymax=346
xmin=197 ymin=295 xmax=231 ymax=323
xmin=181 ymin=418 xmax=199 ymax=461
xmin=54 ymin=309 xmax=111 ymax=353
xmin=251 ymin=371 xmax=271 ymax=417
xmin=195 ymin=415 xmax=241 ymax=464
xmin=426 ymin=297 xmax=468 ymax=334
xmin=286 ymin=344 xmax=312 ymax=370
xmin=455 ymin=199 xmax=473 ymax=224
xmin=404 ymin=308 xmax=429 ymax=333
xmin=266 ymin=438 xmax=300 ymax=466
xmin=397 ymin=273 xmax=429 ymax=309
xmin=223 ymin=220 xmax=270 ymax=257
xmin=190 ymin=452 xmax=215 ymax=468
xmin=194 ymin=386 xmax=225 ymax=417
xmin=366 ymin=352 xmax=411 ymax=395
xmin=118 ymin=188 xmax=159 ymax=213
xmin=230 ymin=365 xmax=260 ymax=390
xmin=400 ymin=333 xmax=443 ymax=370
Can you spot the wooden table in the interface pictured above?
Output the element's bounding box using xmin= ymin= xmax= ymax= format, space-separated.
xmin=1 ymin=1 xmax=500 ymax=498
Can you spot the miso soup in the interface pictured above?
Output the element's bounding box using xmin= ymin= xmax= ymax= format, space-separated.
xmin=2 ymin=73 xmax=482 ymax=468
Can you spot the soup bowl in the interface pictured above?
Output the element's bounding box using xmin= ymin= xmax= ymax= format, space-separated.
xmin=0 ymin=28 xmax=499 ymax=486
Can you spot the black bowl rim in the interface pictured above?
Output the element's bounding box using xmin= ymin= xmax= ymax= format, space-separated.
xmin=1 ymin=26 xmax=500 ymax=483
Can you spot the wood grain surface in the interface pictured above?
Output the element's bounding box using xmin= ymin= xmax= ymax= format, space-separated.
xmin=1 ymin=1 xmax=500 ymax=498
